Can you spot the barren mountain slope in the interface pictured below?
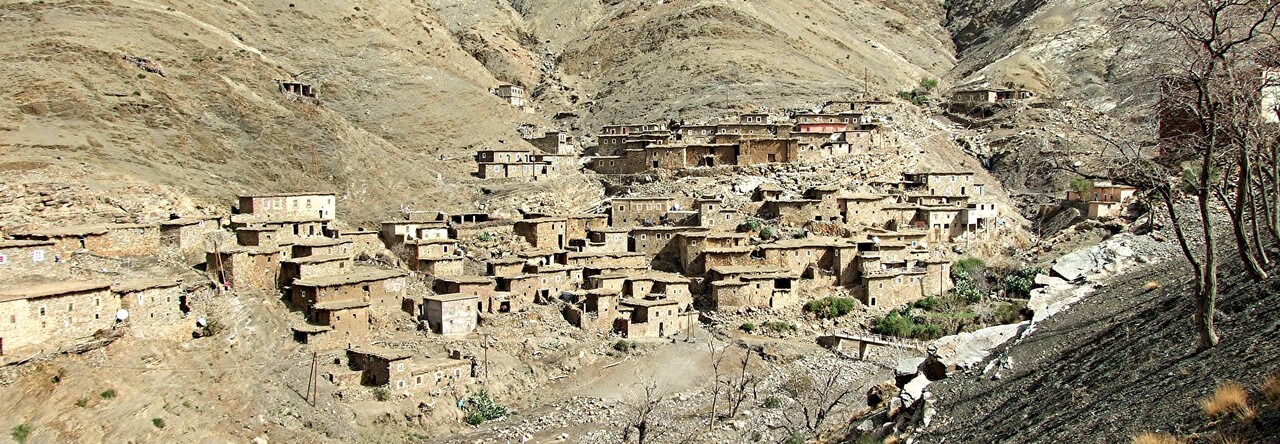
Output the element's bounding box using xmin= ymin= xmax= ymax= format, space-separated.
xmin=0 ymin=0 xmax=588 ymax=228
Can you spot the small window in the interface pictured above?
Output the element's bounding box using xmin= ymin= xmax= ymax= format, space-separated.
xmin=39 ymin=306 xmax=46 ymax=316
xmin=397 ymin=380 xmax=405 ymax=389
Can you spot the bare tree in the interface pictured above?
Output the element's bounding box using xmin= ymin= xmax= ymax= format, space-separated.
xmin=1116 ymin=0 xmax=1280 ymax=349
xmin=779 ymin=368 xmax=853 ymax=435
xmin=706 ymin=341 xmax=724 ymax=430
xmin=622 ymin=380 xmax=665 ymax=444
xmin=722 ymin=351 xmax=761 ymax=418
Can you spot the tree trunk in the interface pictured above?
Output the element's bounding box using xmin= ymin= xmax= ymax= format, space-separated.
xmin=1229 ymin=154 xmax=1267 ymax=280
xmin=1196 ymin=149 xmax=1221 ymax=349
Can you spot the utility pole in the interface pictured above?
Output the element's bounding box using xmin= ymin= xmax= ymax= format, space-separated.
xmin=307 ymin=351 xmax=318 ymax=407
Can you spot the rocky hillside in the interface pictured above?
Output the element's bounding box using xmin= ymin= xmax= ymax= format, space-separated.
xmin=917 ymin=246 xmax=1280 ymax=442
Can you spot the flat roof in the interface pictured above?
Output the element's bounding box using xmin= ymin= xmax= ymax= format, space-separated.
xmin=291 ymin=324 xmax=333 ymax=333
xmin=312 ymin=299 xmax=371 ymax=310
xmin=434 ymin=275 xmax=493 ymax=284
xmin=425 ymin=293 xmax=478 ymax=303
xmin=238 ymin=192 xmax=334 ymax=198
xmin=293 ymin=268 xmax=407 ymax=288
xmin=0 ymin=239 xmax=55 ymax=248
xmin=231 ymin=214 xmax=329 ymax=224
xmin=406 ymin=238 xmax=457 ymax=245
xmin=612 ymin=196 xmax=677 ymax=201
xmin=348 ymin=345 xmax=411 ymax=361
xmin=709 ymin=265 xmax=788 ymax=275
xmin=566 ymin=251 xmax=646 ymax=259
xmin=515 ymin=217 xmax=567 ymax=224
xmin=159 ymin=216 xmax=222 ymax=226
xmin=620 ymin=297 xmax=679 ymax=307
xmin=704 ymin=246 xmax=755 ymax=253
xmin=14 ymin=223 xmax=153 ymax=238
xmin=292 ymin=238 xmax=352 ymax=247
xmin=284 ymin=254 xmax=351 ymax=265
xmin=0 ymin=281 xmax=111 ymax=303
xmin=111 ymin=279 xmax=180 ymax=294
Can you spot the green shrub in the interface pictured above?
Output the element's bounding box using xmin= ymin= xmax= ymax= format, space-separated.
xmin=1003 ymin=267 xmax=1040 ymax=297
xmin=792 ymin=230 xmax=808 ymax=239
xmin=952 ymin=257 xmax=986 ymax=278
xmin=920 ymin=77 xmax=939 ymax=92
xmin=744 ymin=218 xmax=763 ymax=232
xmin=372 ymin=387 xmax=390 ymax=401
xmin=762 ymin=321 xmax=796 ymax=333
xmin=871 ymin=309 xmax=945 ymax=340
xmin=1069 ymin=178 xmax=1094 ymax=196
xmin=783 ymin=432 xmax=808 ymax=444
xmin=739 ymin=323 xmax=757 ymax=333
xmin=10 ymin=424 xmax=30 ymax=444
xmin=478 ymin=232 xmax=492 ymax=242
xmin=613 ymin=340 xmax=632 ymax=352
xmin=151 ymin=418 xmax=165 ymax=429
xmin=994 ymin=301 xmax=1027 ymax=325
xmin=763 ymin=396 xmax=782 ymax=409
xmin=759 ymin=227 xmax=775 ymax=240
xmin=913 ymin=296 xmax=939 ymax=311
xmin=100 ymin=389 xmax=117 ymax=399
xmin=75 ymin=397 xmax=88 ymax=408
xmin=803 ymin=296 xmax=857 ymax=319
xmin=463 ymin=391 xmax=508 ymax=426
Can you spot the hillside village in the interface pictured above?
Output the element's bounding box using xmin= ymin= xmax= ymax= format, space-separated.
xmin=0 ymin=87 xmax=1157 ymax=442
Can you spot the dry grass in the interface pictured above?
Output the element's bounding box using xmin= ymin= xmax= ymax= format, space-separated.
xmin=1261 ymin=373 xmax=1280 ymax=407
xmin=1202 ymin=381 xmax=1255 ymax=421
xmin=1131 ymin=432 xmax=1183 ymax=444
xmin=882 ymin=435 xmax=901 ymax=444
xmin=1144 ymin=280 xmax=1161 ymax=291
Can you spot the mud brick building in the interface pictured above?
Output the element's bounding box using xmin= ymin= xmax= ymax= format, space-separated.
xmin=0 ymin=281 xmax=117 ymax=359
xmin=159 ymin=216 xmax=223 ymax=262
xmin=13 ymin=223 xmax=161 ymax=258
xmin=112 ymin=279 xmax=184 ymax=334
xmin=514 ymin=217 xmax=568 ymax=250
xmin=339 ymin=230 xmax=383 ymax=258
xmin=347 ymin=346 xmax=413 ymax=389
xmin=206 ymin=247 xmax=281 ymax=291
xmin=570 ymin=228 xmax=629 ymax=254
xmin=421 ymin=293 xmax=478 ymax=336
xmin=237 ymin=193 xmax=336 ymax=221
xmin=1065 ymin=181 xmax=1138 ymax=219
xmin=418 ymin=256 xmax=464 ymax=277
xmin=0 ymin=239 xmax=66 ymax=279
xmin=281 ymin=254 xmax=354 ymax=285
xmin=708 ymin=270 xmax=800 ymax=310
xmin=495 ymin=83 xmax=526 ymax=108
xmin=380 ymin=220 xmax=449 ymax=248
xmin=610 ymin=197 xmax=683 ymax=228
xmin=617 ymin=297 xmax=687 ymax=338
xmin=292 ymin=238 xmax=353 ymax=258
xmin=290 ymin=268 xmax=408 ymax=312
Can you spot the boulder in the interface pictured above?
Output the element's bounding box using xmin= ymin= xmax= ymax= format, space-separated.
xmin=924 ymin=323 xmax=1023 ymax=380
xmin=894 ymin=357 xmax=924 ymax=386
xmin=899 ymin=374 xmax=930 ymax=407
xmin=1050 ymin=248 xmax=1095 ymax=281
xmin=867 ymin=380 xmax=900 ymax=408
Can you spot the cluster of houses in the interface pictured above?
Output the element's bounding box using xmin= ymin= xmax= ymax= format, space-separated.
xmin=472 ymin=99 xmax=897 ymax=181
xmin=0 ymin=216 xmax=225 ymax=363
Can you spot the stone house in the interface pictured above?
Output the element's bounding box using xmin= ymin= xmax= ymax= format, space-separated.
xmin=698 ymin=246 xmax=757 ymax=275
xmin=709 ymin=271 xmax=799 ymax=310
xmin=585 ymin=155 xmax=633 ymax=175
xmin=409 ymin=357 xmax=474 ymax=394
xmin=683 ymin=143 xmax=739 ymax=167
xmin=514 ymin=217 xmax=568 ymax=250
xmin=13 ymin=223 xmax=161 ymax=258
xmin=339 ymin=230 xmax=384 ymax=258
xmin=794 ymin=113 xmax=851 ymax=133
xmin=758 ymin=238 xmax=840 ymax=276
xmin=235 ymin=227 xmax=279 ymax=249
xmin=0 ymin=239 xmax=66 ymax=279
xmin=960 ymin=201 xmax=999 ymax=230
xmin=281 ymin=254 xmax=354 ymax=286
xmin=292 ymin=238 xmax=352 ymax=258
xmin=617 ymin=297 xmax=687 ymax=338
xmin=495 ymin=84 xmax=526 ymax=107
xmin=309 ymin=299 xmax=373 ymax=341
xmin=610 ymin=197 xmax=682 ymax=228
xmin=914 ymin=207 xmax=964 ymax=242
xmin=237 ymin=193 xmax=336 ymax=221
xmin=676 ymin=125 xmax=718 ymax=143
xmin=738 ymin=138 xmax=798 ymax=164
xmin=569 ymin=228 xmax=629 ymax=254
xmin=903 ymin=172 xmax=978 ymax=196
xmin=229 ymin=215 xmax=332 ymax=246
xmin=432 ymin=275 xmax=496 ymax=312
xmin=644 ymin=145 xmax=689 ymax=170
xmin=421 ymin=293 xmax=478 ymax=336
xmin=563 ymin=289 xmax=624 ymax=333
xmin=565 ymin=214 xmax=609 ymax=241
xmin=402 ymin=238 xmax=459 ymax=262
xmin=417 ymin=255 xmax=462 ymax=277
xmin=112 ymin=279 xmax=184 ymax=334
xmin=630 ymin=226 xmax=705 ymax=263
xmin=0 ymin=281 xmax=117 ymax=359
xmin=206 ymin=247 xmax=281 ymax=291
xmin=379 ymin=220 xmax=449 ymax=248
xmin=526 ymin=131 xmax=576 ymax=155
xmin=839 ymin=194 xmax=893 ymax=226
xmin=485 ymin=258 xmax=528 ymax=277
xmin=159 ymin=216 xmax=223 ymax=262
xmin=347 ymin=346 xmax=413 ymax=389
xmin=677 ymin=231 xmax=748 ymax=273
xmin=1065 ymin=182 xmax=1138 ymax=219
xmin=290 ymin=268 xmax=408 ymax=312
